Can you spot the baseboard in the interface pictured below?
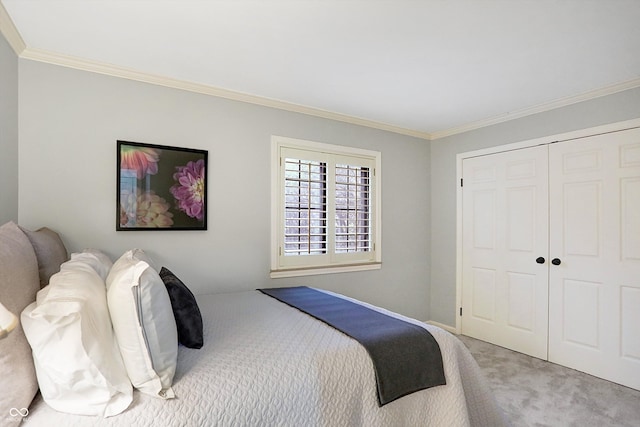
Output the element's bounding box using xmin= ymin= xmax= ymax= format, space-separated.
xmin=426 ymin=320 xmax=458 ymax=335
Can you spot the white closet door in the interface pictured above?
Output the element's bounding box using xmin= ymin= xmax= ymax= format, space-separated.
xmin=548 ymin=127 xmax=640 ymax=390
xmin=461 ymin=145 xmax=549 ymax=359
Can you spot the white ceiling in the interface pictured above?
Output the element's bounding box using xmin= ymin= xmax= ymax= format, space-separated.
xmin=2 ymin=0 xmax=640 ymax=139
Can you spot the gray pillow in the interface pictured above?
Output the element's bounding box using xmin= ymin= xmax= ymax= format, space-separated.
xmin=159 ymin=267 xmax=203 ymax=349
xmin=20 ymin=226 xmax=68 ymax=288
xmin=0 ymin=222 xmax=40 ymax=425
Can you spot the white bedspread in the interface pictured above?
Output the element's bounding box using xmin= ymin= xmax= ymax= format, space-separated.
xmin=25 ymin=290 xmax=506 ymax=426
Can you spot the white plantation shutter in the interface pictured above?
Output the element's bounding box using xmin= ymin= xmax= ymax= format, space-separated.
xmin=284 ymin=158 xmax=327 ymax=256
xmin=273 ymin=138 xmax=380 ymax=275
xmin=335 ymin=163 xmax=371 ymax=253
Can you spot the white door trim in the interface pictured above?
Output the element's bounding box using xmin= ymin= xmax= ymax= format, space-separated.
xmin=454 ymin=117 xmax=640 ymax=334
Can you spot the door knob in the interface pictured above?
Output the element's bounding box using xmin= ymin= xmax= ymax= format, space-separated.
xmin=536 ymin=257 xmax=545 ymax=264
xmin=551 ymin=258 xmax=562 ymax=266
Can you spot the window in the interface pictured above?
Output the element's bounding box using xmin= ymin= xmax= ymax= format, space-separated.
xmin=271 ymin=136 xmax=381 ymax=277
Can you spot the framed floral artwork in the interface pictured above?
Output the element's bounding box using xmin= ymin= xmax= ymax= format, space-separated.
xmin=117 ymin=140 xmax=208 ymax=230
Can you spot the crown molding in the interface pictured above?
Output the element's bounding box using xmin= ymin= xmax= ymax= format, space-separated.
xmin=6 ymin=7 xmax=638 ymax=142
xmin=430 ymin=77 xmax=640 ymax=140
xmin=19 ymin=47 xmax=432 ymax=140
xmin=0 ymin=1 xmax=25 ymax=55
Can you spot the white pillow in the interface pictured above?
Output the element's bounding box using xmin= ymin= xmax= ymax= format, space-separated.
xmin=106 ymin=249 xmax=177 ymax=399
xmin=70 ymin=249 xmax=113 ymax=280
xmin=21 ymin=256 xmax=133 ymax=417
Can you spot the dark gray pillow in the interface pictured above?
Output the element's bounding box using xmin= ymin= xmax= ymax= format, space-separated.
xmin=159 ymin=267 xmax=203 ymax=349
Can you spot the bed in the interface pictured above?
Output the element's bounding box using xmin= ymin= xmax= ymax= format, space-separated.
xmin=0 ymin=222 xmax=506 ymax=426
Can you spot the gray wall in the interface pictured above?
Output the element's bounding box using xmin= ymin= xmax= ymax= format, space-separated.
xmin=430 ymin=87 xmax=640 ymax=326
xmin=17 ymin=60 xmax=432 ymax=320
xmin=0 ymin=32 xmax=19 ymax=223
xmin=14 ymin=45 xmax=639 ymax=326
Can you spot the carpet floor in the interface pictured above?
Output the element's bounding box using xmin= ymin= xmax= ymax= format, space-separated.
xmin=458 ymin=335 xmax=640 ymax=427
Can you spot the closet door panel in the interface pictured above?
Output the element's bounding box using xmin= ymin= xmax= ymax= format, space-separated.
xmin=549 ymin=128 xmax=640 ymax=391
xmin=462 ymin=146 xmax=549 ymax=359
xmin=563 ymin=181 xmax=600 ymax=257
xmin=621 ymin=286 xmax=640 ymax=361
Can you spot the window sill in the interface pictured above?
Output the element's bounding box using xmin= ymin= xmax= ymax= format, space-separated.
xmin=270 ymin=262 xmax=381 ymax=279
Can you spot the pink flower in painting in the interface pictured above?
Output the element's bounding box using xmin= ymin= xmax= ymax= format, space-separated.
xmin=121 ymin=146 xmax=161 ymax=179
xmin=170 ymin=159 xmax=205 ymax=221
xmin=120 ymin=190 xmax=174 ymax=228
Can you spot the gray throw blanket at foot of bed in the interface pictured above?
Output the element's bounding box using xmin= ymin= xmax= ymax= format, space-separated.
xmin=258 ymin=286 xmax=446 ymax=405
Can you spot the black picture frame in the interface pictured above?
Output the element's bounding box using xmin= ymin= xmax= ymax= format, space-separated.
xmin=117 ymin=140 xmax=208 ymax=230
